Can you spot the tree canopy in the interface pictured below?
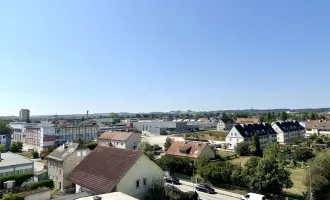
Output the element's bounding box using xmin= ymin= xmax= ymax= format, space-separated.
xmin=164 ymin=137 xmax=173 ymax=151
xmin=0 ymin=121 xmax=13 ymax=136
xmin=250 ymin=133 xmax=262 ymax=157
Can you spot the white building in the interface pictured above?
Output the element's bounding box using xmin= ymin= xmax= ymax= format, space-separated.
xmin=0 ymin=152 xmax=34 ymax=177
xmin=25 ymin=124 xmax=56 ymax=147
xmin=67 ymin=146 xmax=164 ymax=199
xmin=225 ymin=123 xmax=277 ymax=151
xmin=11 ymin=122 xmax=26 ymax=143
xmin=76 ymin=192 xmax=138 ymax=200
xmin=272 ymin=121 xmax=305 ymax=143
xmin=98 ymin=131 xmax=141 ymax=150
xmin=19 ymin=109 xmax=30 ymax=122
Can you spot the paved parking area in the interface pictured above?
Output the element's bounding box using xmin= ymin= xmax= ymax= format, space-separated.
xmin=142 ymin=135 xmax=169 ymax=148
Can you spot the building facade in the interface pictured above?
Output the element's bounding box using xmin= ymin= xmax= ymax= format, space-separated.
xmin=19 ymin=109 xmax=30 ymax=122
xmin=235 ymin=118 xmax=260 ymax=124
xmin=217 ymin=118 xmax=235 ymax=131
xmin=133 ymin=121 xmax=188 ymax=135
xmin=225 ymin=123 xmax=277 ymax=151
xmin=11 ymin=122 xmax=26 ymax=143
xmin=25 ymin=124 xmax=56 ymax=147
xmin=53 ymin=123 xmax=98 ymax=146
xmin=47 ymin=143 xmax=91 ymax=191
xmin=0 ymin=153 xmax=34 ymax=177
xmin=98 ymin=131 xmax=141 ymax=150
xmin=187 ymin=121 xmax=217 ymax=131
xmin=272 ymin=121 xmax=306 ymax=143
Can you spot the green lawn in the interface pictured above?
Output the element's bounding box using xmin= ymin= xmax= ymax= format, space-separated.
xmin=229 ymin=156 xmax=251 ymax=166
xmin=216 ymin=151 xmax=236 ymax=157
xmin=284 ymin=168 xmax=306 ymax=196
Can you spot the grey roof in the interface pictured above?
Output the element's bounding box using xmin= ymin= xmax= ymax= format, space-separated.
xmin=47 ymin=143 xmax=87 ymax=161
xmin=234 ymin=123 xmax=277 ymax=138
xmin=220 ymin=118 xmax=235 ymax=124
xmin=0 ymin=153 xmax=33 ymax=168
xmin=275 ymin=121 xmax=305 ymax=132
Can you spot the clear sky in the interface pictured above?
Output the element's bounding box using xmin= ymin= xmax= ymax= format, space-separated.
xmin=0 ymin=1 xmax=329 ymax=116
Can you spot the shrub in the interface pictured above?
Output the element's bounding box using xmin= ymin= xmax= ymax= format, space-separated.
xmin=235 ymin=142 xmax=250 ymax=156
xmin=2 ymin=193 xmax=24 ymax=200
xmin=31 ymin=151 xmax=39 ymax=159
xmin=28 ymin=180 xmax=53 ymax=190
xmin=0 ymin=173 xmax=33 ymax=188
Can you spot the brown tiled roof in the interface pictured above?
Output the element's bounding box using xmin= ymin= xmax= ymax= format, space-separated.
xmin=98 ymin=131 xmax=134 ymax=141
xmin=306 ymin=120 xmax=330 ymax=130
xmin=236 ymin=118 xmax=260 ymax=124
xmin=166 ymin=141 xmax=208 ymax=159
xmin=67 ymin=146 xmax=143 ymax=194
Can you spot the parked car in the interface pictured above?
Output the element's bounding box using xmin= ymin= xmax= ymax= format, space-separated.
xmin=241 ymin=193 xmax=266 ymax=200
xmin=195 ymin=184 xmax=215 ymax=194
xmin=164 ymin=176 xmax=180 ymax=185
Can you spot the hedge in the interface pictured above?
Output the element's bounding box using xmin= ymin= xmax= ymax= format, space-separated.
xmin=0 ymin=173 xmax=33 ymax=188
xmin=28 ymin=180 xmax=53 ymax=190
xmin=2 ymin=193 xmax=24 ymax=200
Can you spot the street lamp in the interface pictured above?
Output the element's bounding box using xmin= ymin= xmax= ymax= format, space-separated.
xmin=190 ymin=162 xmax=195 ymax=192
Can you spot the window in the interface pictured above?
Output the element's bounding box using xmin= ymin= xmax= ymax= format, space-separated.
xmin=2 ymin=136 xmax=5 ymax=139
xmin=143 ymin=178 xmax=147 ymax=186
xmin=116 ymin=142 xmax=119 ymax=145
xmin=235 ymin=133 xmax=237 ymax=136
xmin=77 ymin=151 xmax=81 ymax=157
xmin=136 ymin=179 xmax=140 ymax=188
xmin=231 ymin=133 xmax=233 ymax=136
xmin=121 ymin=142 xmax=124 ymax=145
xmin=82 ymin=151 xmax=87 ymax=156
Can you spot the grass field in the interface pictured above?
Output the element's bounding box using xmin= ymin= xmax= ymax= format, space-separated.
xmin=284 ymin=168 xmax=306 ymax=196
xmin=216 ymin=150 xmax=236 ymax=157
xmin=174 ymin=130 xmax=228 ymax=141
xmin=229 ymin=156 xmax=251 ymax=166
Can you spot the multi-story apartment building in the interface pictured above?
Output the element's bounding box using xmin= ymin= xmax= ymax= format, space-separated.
xmin=53 ymin=122 xmax=98 ymax=146
xmin=225 ymin=123 xmax=277 ymax=151
xmin=47 ymin=143 xmax=91 ymax=191
xmin=272 ymin=121 xmax=305 ymax=144
xmin=11 ymin=122 xmax=98 ymax=148
xmin=305 ymin=120 xmax=330 ymax=136
xmin=19 ymin=109 xmax=30 ymax=122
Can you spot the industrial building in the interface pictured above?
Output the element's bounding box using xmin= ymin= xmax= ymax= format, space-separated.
xmin=133 ymin=121 xmax=188 ymax=135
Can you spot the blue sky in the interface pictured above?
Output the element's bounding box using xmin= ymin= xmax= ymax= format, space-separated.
xmin=0 ymin=1 xmax=329 ymax=115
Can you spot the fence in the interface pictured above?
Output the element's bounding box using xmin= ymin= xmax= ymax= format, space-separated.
xmin=172 ymin=173 xmax=301 ymax=200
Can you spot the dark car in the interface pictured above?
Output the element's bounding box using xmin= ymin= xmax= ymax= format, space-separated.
xmin=195 ymin=184 xmax=215 ymax=194
xmin=164 ymin=176 xmax=180 ymax=185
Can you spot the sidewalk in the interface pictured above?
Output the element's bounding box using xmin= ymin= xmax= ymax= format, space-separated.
xmin=180 ymin=180 xmax=242 ymax=199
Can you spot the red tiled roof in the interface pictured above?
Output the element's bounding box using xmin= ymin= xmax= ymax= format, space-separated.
xmin=67 ymin=146 xmax=143 ymax=194
xmin=236 ymin=118 xmax=260 ymax=124
xmin=306 ymin=120 xmax=330 ymax=130
xmin=98 ymin=131 xmax=134 ymax=141
xmin=166 ymin=141 xmax=208 ymax=159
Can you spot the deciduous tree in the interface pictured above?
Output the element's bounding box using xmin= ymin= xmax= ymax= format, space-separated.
xmin=164 ymin=137 xmax=172 ymax=151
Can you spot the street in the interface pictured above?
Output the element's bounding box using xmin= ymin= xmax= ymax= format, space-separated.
xmin=173 ymin=180 xmax=241 ymax=200
xmin=176 ymin=183 xmax=240 ymax=200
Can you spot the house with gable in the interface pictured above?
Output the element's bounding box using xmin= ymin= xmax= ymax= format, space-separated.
xmin=225 ymin=123 xmax=277 ymax=151
xmin=67 ymin=146 xmax=164 ymax=199
xmin=166 ymin=141 xmax=215 ymax=159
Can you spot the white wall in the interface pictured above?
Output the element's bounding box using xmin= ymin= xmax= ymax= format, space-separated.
xmin=116 ymin=154 xmax=164 ymax=199
xmin=225 ymin=127 xmax=244 ymax=150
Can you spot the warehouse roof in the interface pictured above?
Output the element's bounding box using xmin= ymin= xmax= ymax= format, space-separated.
xmin=0 ymin=152 xmax=33 ymax=168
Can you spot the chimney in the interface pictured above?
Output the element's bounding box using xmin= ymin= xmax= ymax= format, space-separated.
xmin=62 ymin=144 xmax=65 ymax=150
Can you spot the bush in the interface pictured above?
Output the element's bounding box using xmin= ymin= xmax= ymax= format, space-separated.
xmin=28 ymin=180 xmax=53 ymax=190
xmin=157 ymin=155 xmax=194 ymax=176
xmin=0 ymin=173 xmax=33 ymax=188
xmin=83 ymin=141 xmax=98 ymax=150
xmin=31 ymin=151 xmax=39 ymax=159
xmin=2 ymin=193 xmax=24 ymax=200
xmin=235 ymin=142 xmax=250 ymax=156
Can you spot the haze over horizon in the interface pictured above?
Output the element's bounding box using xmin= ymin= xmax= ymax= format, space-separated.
xmin=1 ymin=1 xmax=330 ymax=115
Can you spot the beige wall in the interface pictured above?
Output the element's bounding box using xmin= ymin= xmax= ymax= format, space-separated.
xmin=116 ymin=154 xmax=164 ymax=199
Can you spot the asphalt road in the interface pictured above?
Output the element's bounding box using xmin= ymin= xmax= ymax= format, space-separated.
xmin=176 ymin=184 xmax=240 ymax=200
